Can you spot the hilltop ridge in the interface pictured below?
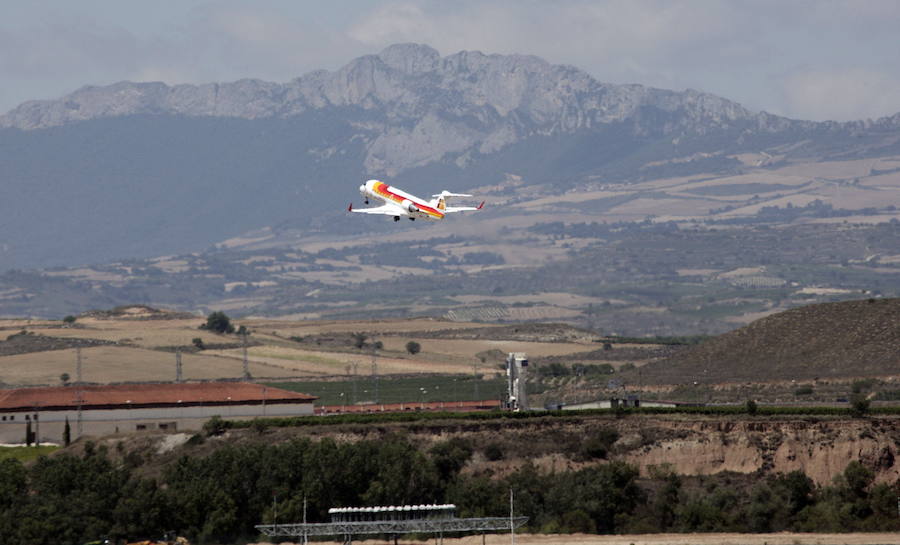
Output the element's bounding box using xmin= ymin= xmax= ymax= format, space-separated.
xmin=635 ymin=298 xmax=900 ymax=385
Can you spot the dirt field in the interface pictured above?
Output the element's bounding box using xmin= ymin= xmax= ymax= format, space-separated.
xmin=377 ymin=337 xmax=592 ymax=360
xmin=0 ymin=345 xmax=287 ymax=385
xmin=203 ymin=345 xmax=473 ymax=376
xmin=252 ymin=318 xmax=488 ymax=336
xmin=253 ymin=533 xmax=900 ymax=545
xmin=3 ymin=315 xmax=580 ymax=385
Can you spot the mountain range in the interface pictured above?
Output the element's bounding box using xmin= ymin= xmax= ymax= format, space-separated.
xmin=2 ymin=44 xmax=900 ymax=329
xmin=3 ymin=43 xmax=900 ymax=271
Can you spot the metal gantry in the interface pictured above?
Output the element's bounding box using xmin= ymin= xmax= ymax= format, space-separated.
xmin=255 ymin=516 xmax=528 ymax=538
xmin=256 ymin=503 xmax=528 ymax=545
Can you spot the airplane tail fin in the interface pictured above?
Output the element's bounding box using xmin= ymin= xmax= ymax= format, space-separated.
xmin=430 ymin=190 xmax=473 ymax=210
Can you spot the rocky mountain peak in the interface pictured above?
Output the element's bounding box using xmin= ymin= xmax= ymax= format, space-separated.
xmin=0 ymin=43 xmax=799 ymax=174
xmin=377 ymin=43 xmax=440 ymax=74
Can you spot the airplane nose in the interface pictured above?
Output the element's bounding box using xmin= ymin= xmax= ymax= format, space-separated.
xmin=359 ymin=184 xmax=366 ymax=194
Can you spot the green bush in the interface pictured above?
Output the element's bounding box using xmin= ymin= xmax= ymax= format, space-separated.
xmin=202 ymin=415 xmax=228 ymax=436
xmin=200 ymin=311 xmax=235 ymax=334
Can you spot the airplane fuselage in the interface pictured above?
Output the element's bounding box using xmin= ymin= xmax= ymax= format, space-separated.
xmin=359 ymin=180 xmax=445 ymax=220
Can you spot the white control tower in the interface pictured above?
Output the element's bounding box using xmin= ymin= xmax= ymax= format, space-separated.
xmin=506 ymin=352 xmax=528 ymax=411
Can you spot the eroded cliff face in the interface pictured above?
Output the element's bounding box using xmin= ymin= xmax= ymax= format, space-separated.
xmin=619 ymin=417 xmax=900 ymax=485
xmin=271 ymin=414 xmax=900 ymax=486
xmin=388 ymin=415 xmax=900 ymax=485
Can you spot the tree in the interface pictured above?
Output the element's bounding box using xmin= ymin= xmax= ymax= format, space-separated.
xmin=351 ymin=332 xmax=368 ymax=349
xmin=201 ymin=311 xmax=235 ymax=334
xmin=62 ymin=315 xmax=76 ymax=325
xmin=405 ymin=341 xmax=421 ymax=355
xmin=746 ymin=399 xmax=758 ymax=415
xmin=850 ymin=394 xmax=870 ymax=417
xmin=192 ymin=337 xmax=205 ymax=350
xmin=59 ymin=373 xmax=70 ymax=385
xmin=25 ymin=420 xmax=33 ymax=446
xmin=842 ymin=461 xmax=874 ymax=498
xmin=63 ymin=417 xmax=71 ymax=447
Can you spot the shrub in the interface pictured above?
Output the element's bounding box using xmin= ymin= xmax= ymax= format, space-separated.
xmin=794 ymin=386 xmax=814 ymax=396
xmin=203 ymin=415 xmax=228 ymax=436
xmin=538 ymin=362 xmax=571 ymax=377
xmin=852 ymin=379 xmax=877 ymax=394
xmin=850 ymin=394 xmax=871 ymax=417
xmin=200 ymin=311 xmax=235 ymax=334
xmin=250 ymin=419 xmax=269 ymax=435
xmin=580 ymin=428 xmax=620 ymax=459
xmin=484 ymin=442 xmax=504 ymax=461
xmin=746 ymin=399 xmax=758 ymax=415
xmin=406 ymin=341 xmax=421 ymax=355
xmin=352 ymin=332 xmax=368 ymax=349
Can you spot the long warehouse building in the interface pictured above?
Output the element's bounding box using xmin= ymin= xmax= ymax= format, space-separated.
xmin=0 ymin=382 xmax=316 ymax=444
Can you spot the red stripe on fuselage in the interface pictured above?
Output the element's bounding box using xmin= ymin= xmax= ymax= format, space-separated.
xmin=373 ymin=182 xmax=444 ymax=219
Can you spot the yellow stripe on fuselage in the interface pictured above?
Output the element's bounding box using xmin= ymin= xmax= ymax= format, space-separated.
xmin=373 ymin=182 xmax=444 ymax=219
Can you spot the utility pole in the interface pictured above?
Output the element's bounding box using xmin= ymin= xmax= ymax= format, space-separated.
xmin=509 ymin=488 xmax=515 ymax=545
xmin=242 ymin=332 xmax=251 ymax=380
xmin=351 ymin=362 xmax=359 ymax=404
xmin=303 ymin=495 xmax=308 ymax=545
xmin=473 ymin=361 xmax=480 ymax=401
xmin=75 ymin=347 xmax=83 ymax=437
xmin=371 ymin=341 xmax=379 ymax=404
xmin=76 ymin=346 xmax=82 ymax=384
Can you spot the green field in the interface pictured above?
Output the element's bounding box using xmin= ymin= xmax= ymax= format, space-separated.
xmin=266 ymin=375 xmax=507 ymax=405
xmin=0 ymin=445 xmax=59 ymax=463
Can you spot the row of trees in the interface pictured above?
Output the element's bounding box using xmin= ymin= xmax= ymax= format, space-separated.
xmin=0 ymin=435 xmax=897 ymax=545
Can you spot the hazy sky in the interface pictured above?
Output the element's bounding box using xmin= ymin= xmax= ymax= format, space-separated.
xmin=2 ymin=0 xmax=899 ymax=122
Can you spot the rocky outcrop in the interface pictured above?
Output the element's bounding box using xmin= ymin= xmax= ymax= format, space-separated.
xmin=620 ymin=417 xmax=900 ymax=485
xmin=0 ymin=43 xmax=802 ymax=175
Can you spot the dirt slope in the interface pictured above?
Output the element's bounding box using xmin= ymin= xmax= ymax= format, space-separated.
xmin=635 ymin=298 xmax=900 ymax=384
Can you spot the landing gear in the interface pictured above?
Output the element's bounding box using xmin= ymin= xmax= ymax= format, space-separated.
xmin=393 ymin=216 xmax=400 ymax=222
xmin=364 ymin=199 xmax=369 ymax=205
xmin=409 ymin=217 xmax=415 ymax=221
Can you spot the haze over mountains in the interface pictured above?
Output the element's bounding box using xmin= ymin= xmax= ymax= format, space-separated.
xmin=3 ymin=43 xmax=900 ymax=270
xmin=2 ymin=44 xmax=900 ymax=329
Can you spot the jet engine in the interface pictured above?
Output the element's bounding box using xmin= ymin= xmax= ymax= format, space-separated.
xmin=401 ymin=199 xmax=419 ymax=213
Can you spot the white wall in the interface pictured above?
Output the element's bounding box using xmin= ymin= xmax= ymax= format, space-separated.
xmin=0 ymin=402 xmax=313 ymax=444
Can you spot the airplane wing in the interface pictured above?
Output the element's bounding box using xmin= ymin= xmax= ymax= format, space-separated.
xmin=443 ymin=201 xmax=485 ymax=213
xmin=348 ymin=203 xmax=408 ymax=216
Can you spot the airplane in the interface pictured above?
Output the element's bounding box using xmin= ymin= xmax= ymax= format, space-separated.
xmin=348 ymin=179 xmax=484 ymax=222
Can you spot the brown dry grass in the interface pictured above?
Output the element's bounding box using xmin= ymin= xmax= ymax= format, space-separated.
xmin=637 ymin=298 xmax=900 ymax=385
xmin=0 ymin=316 xmax=619 ymax=386
xmin=204 ymin=345 xmax=474 ymax=376
xmin=0 ymin=345 xmax=281 ymax=385
xmin=378 ymin=338 xmax=591 ymax=360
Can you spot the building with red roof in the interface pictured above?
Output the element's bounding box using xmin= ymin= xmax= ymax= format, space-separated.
xmin=0 ymin=382 xmax=316 ymax=444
